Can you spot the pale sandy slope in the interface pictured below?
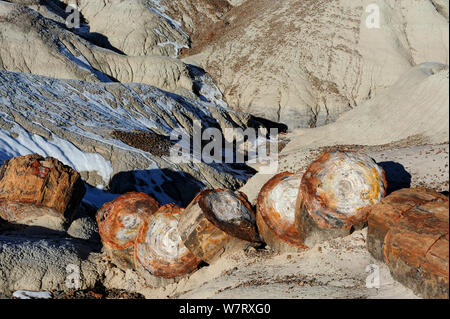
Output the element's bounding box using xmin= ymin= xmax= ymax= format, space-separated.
xmin=184 ymin=0 xmax=449 ymax=128
xmin=55 ymin=0 xmax=232 ymax=58
xmin=0 ymin=1 xmax=192 ymax=95
xmin=241 ymin=62 xmax=449 ymax=203
xmin=102 ymin=228 xmax=418 ymax=299
xmin=284 ymin=63 xmax=449 ymax=148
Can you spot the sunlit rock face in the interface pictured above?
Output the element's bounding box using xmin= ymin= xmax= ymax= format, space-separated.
xmin=182 ymin=0 xmax=449 ymax=128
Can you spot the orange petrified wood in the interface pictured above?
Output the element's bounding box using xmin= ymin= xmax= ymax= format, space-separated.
xmin=383 ymin=200 xmax=449 ymax=299
xmin=135 ymin=204 xmax=201 ymax=278
xmin=256 ymin=172 xmax=307 ymax=252
xmin=295 ymin=151 xmax=387 ymax=247
xmin=0 ymin=154 xmax=85 ymax=226
xmin=178 ymin=189 xmax=261 ymax=264
xmin=367 ymin=187 xmax=448 ymax=261
xmin=96 ymin=192 xmax=160 ymax=269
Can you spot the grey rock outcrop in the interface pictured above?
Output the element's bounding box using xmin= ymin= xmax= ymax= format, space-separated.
xmin=0 ymin=1 xmax=193 ymax=96
xmin=0 ymin=70 xmax=266 ymax=207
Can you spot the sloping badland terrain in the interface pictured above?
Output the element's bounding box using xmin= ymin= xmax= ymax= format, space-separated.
xmin=0 ymin=0 xmax=448 ymax=299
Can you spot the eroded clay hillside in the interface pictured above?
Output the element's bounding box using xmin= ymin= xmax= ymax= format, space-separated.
xmin=3 ymin=0 xmax=448 ymax=129
xmin=0 ymin=0 xmax=448 ymax=300
xmin=182 ymin=0 xmax=449 ymax=128
xmin=0 ymin=70 xmax=266 ymax=207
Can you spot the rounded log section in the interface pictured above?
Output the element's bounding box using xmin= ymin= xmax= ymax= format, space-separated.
xmin=256 ymin=172 xmax=307 ymax=252
xmin=135 ymin=204 xmax=201 ymax=278
xmin=96 ymin=192 xmax=160 ymax=270
xmin=367 ymin=187 xmax=448 ymax=261
xmin=383 ymin=200 xmax=449 ymax=299
xmin=295 ymin=151 xmax=387 ymax=247
xmin=178 ymin=189 xmax=261 ymax=264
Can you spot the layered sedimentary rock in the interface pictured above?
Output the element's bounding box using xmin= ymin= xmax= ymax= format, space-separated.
xmin=0 ymin=154 xmax=85 ymax=228
xmin=178 ymin=189 xmax=260 ymax=264
xmin=57 ymin=0 xmax=189 ymax=58
xmin=0 ymin=1 xmax=193 ymax=95
xmin=135 ymin=204 xmax=200 ymax=278
xmin=183 ymin=0 xmax=449 ymax=128
xmin=96 ymin=192 xmax=160 ymax=269
xmin=0 ymin=70 xmax=268 ymax=207
xmin=55 ymin=0 xmax=232 ymax=59
xmin=256 ymin=172 xmax=306 ymax=252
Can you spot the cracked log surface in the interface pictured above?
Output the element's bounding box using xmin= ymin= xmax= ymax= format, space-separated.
xmin=256 ymin=172 xmax=306 ymax=253
xmin=0 ymin=154 xmax=85 ymax=228
xmin=178 ymin=189 xmax=260 ymax=264
xmin=96 ymin=192 xmax=160 ymax=270
xmin=367 ymin=187 xmax=448 ymax=261
xmin=135 ymin=204 xmax=200 ymax=278
xmin=295 ymin=151 xmax=387 ymax=247
xmin=383 ymin=200 xmax=449 ymax=299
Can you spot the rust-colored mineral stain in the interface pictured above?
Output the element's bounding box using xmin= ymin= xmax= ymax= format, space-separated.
xmin=300 ymin=151 xmax=387 ymax=229
xmin=31 ymin=159 xmax=51 ymax=178
xmin=198 ymin=189 xmax=261 ymax=243
xmin=367 ymin=187 xmax=448 ymax=261
xmin=96 ymin=192 xmax=160 ymax=250
xmin=382 ymin=200 xmax=449 ymax=299
xmin=178 ymin=189 xmax=259 ymax=264
xmin=0 ymin=154 xmax=85 ymax=222
xmin=257 ymin=172 xmax=305 ymax=248
xmin=135 ymin=204 xmax=200 ymax=278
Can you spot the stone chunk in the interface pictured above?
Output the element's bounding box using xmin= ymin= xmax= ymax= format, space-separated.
xmin=178 ymin=189 xmax=260 ymax=264
xmin=96 ymin=192 xmax=160 ymax=269
xmin=295 ymin=151 xmax=386 ymax=247
xmin=367 ymin=187 xmax=447 ymax=261
xmin=383 ymin=200 xmax=449 ymax=299
xmin=256 ymin=172 xmax=306 ymax=252
xmin=135 ymin=204 xmax=200 ymax=278
xmin=0 ymin=154 xmax=85 ymax=227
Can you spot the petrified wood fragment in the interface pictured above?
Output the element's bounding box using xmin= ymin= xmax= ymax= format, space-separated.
xmin=256 ymin=172 xmax=307 ymax=252
xmin=367 ymin=187 xmax=448 ymax=261
xmin=295 ymin=151 xmax=387 ymax=247
xmin=383 ymin=200 xmax=449 ymax=299
xmin=96 ymin=192 xmax=160 ymax=269
xmin=135 ymin=204 xmax=200 ymax=278
xmin=0 ymin=154 xmax=85 ymax=227
xmin=178 ymin=189 xmax=261 ymax=264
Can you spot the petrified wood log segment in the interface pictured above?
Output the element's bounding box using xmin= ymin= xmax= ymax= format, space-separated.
xmin=0 ymin=154 xmax=85 ymax=225
xmin=295 ymin=151 xmax=387 ymax=247
xmin=256 ymin=172 xmax=307 ymax=252
xmin=178 ymin=189 xmax=261 ymax=264
xmin=367 ymin=188 xmax=448 ymax=261
xmin=135 ymin=204 xmax=201 ymax=278
xmin=383 ymin=200 xmax=449 ymax=299
xmin=0 ymin=201 xmax=67 ymax=231
xmin=96 ymin=192 xmax=160 ymax=269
